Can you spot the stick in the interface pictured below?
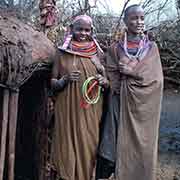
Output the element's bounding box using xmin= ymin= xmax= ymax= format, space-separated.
xmin=113 ymin=0 xmax=131 ymax=37
xmin=8 ymin=92 xmax=19 ymax=180
xmin=0 ymin=90 xmax=9 ymax=180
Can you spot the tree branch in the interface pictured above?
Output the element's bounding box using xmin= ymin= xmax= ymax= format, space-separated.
xmin=113 ymin=0 xmax=131 ymax=36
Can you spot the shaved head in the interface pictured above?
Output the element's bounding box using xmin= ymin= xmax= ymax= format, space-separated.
xmin=123 ymin=4 xmax=145 ymax=35
xmin=124 ymin=5 xmax=144 ymax=20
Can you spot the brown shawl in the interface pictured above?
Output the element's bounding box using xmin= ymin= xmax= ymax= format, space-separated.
xmin=51 ymin=50 xmax=103 ymax=180
xmin=105 ymin=41 xmax=163 ymax=180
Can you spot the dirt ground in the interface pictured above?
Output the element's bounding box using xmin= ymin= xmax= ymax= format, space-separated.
xmin=98 ymin=153 xmax=180 ymax=180
xmin=157 ymin=89 xmax=180 ymax=180
xmin=157 ymin=152 xmax=180 ymax=180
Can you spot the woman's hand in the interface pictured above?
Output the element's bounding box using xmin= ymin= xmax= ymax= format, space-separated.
xmin=67 ymin=70 xmax=81 ymax=82
xmin=51 ymin=71 xmax=81 ymax=92
xmin=119 ymin=62 xmax=133 ymax=75
xmin=118 ymin=62 xmax=142 ymax=80
xmin=95 ymin=74 xmax=109 ymax=88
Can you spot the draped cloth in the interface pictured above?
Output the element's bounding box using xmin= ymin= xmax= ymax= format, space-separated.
xmin=51 ymin=47 xmax=103 ymax=180
xmin=39 ymin=0 xmax=57 ymax=27
xmin=98 ymin=41 xmax=163 ymax=180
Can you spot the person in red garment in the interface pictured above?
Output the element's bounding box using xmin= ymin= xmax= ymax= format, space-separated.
xmin=50 ymin=15 xmax=109 ymax=180
xmin=96 ymin=4 xmax=164 ymax=180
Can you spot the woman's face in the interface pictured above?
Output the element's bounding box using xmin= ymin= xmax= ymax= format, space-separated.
xmin=72 ymin=20 xmax=92 ymax=42
xmin=124 ymin=6 xmax=145 ymax=35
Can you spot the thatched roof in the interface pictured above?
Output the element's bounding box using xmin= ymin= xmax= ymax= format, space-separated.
xmin=0 ymin=12 xmax=56 ymax=87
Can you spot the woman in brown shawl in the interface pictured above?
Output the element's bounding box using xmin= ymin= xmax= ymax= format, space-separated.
xmin=96 ymin=5 xmax=163 ymax=180
xmin=50 ymin=15 xmax=108 ymax=180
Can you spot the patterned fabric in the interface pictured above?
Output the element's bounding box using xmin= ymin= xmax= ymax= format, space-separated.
xmin=72 ymin=15 xmax=93 ymax=26
xmin=61 ymin=34 xmax=73 ymax=49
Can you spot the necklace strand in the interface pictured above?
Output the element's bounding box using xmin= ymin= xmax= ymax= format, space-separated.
xmin=123 ymin=32 xmax=145 ymax=61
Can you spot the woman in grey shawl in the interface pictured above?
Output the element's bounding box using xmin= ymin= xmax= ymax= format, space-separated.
xmin=96 ymin=4 xmax=163 ymax=180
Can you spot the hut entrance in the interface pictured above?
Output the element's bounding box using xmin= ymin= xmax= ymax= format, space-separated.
xmin=0 ymin=71 xmax=50 ymax=180
xmin=15 ymin=72 xmax=49 ymax=180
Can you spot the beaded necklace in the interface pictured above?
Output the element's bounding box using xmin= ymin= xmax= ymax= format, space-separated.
xmin=123 ymin=32 xmax=146 ymax=61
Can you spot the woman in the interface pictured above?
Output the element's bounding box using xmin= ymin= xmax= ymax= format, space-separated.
xmin=97 ymin=5 xmax=163 ymax=180
xmin=50 ymin=15 xmax=108 ymax=180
